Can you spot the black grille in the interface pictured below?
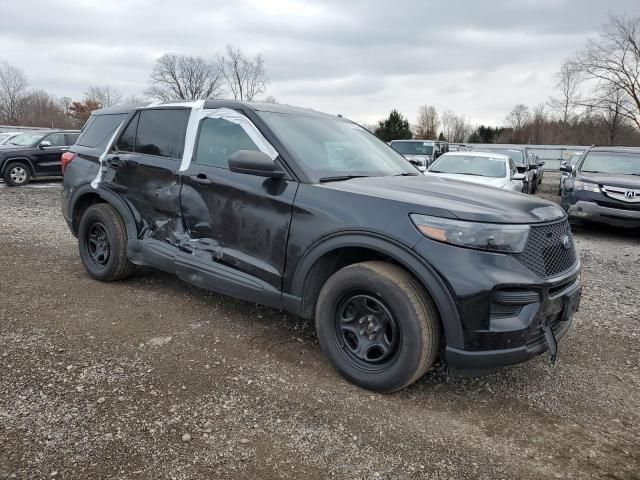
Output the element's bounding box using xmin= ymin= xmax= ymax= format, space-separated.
xmin=515 ymin=219 xmax=577 ymax=278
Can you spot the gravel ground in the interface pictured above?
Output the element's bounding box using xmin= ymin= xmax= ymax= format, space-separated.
xmin=0 ymin=174 xmax=639 ymax=480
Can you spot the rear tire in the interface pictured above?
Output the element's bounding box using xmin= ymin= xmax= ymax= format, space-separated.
xmin=2 ymin=161 xmax=31 ymax=186
xmin=78 ymin=203 xmax=135 ymax=281
xmin=315 ymin=261 xmax=440 ymax=392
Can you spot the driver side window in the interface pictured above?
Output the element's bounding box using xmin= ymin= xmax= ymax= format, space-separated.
xmin=43 ymin=133 xmax=66 ymax=147
xmin=194 ymin=117 xmax=261 ymax=169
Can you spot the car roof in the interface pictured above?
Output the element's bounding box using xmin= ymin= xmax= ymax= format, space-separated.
xmin=390 ymin=139 xmax=436 ymax=143
xmin=90 ymin=100 xmax=343 ymax=121
xmin=472 ymin=144 xmax=526 ymax=151
xmin=588 ymin=146 xmax=640 ymax=153
xmin=442 ymin=151 xmax=510 ymax=160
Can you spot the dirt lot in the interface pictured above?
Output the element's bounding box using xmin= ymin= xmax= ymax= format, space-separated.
xmin=1 ymin=173 xmax=639 ymax=480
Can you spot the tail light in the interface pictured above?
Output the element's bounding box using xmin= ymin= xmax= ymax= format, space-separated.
xmin=61 ymin=152 xmax=76 ymax=174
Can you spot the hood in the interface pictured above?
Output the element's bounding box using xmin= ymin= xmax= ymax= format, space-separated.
xmin=318 ymin=175 xmax=564 ymax=224
xmin=424 ymin=172 xmax=508 ymax=189
xmin=0 ymin=144 xmax=33 ymax=154
xmin=579 ymin=171 xmax=640 ymax=189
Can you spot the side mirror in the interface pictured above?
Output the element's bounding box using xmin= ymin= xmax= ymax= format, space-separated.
xmin=538 ymin=160 xmax=545 ymax=166
xmin=560 ymin=164 xmax=574 ymax=173
xmin=39 ymin=140 xmax=52 ymax=149
xmin=228 ymin=150 xmax=285 ymax=179
xmin=528 ymin=164 xmax=537 ymax=170
xmin=512 ymin=173 xmax=525 ymax=181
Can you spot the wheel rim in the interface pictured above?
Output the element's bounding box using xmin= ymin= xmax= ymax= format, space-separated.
xmin=333 ymin=292 xmax=401 ymax=372
xmin=86 ymin=221 xmax=110 ymax=266
xmin=10 ymin=166 xmax=27 ymax=184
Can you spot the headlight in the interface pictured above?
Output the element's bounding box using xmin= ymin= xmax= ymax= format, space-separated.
xmin=410 ymin=214 xmax=530 ymax=253
xmin=574 ymin=181 xmax=600 ymax=192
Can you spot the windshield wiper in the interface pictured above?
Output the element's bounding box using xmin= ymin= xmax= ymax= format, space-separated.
xmin=318 ymin=175 xmax=369 ymax=183
xmin=393 ymin=172 xmax=420 ymax=176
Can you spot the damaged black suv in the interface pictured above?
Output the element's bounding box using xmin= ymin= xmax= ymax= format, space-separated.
xmin=62 ymin=101 xmax=581 ymax=392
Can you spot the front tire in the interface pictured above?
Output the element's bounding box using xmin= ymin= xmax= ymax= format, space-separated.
xmin=3 ymin=161 xmax=31 ymax=186
xmin=78 ymin=203 xmax=135 ymax=281
xmin=315 ymin=261 xmax=440 ymax=392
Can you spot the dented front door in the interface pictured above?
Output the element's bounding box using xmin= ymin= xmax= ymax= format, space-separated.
xmin=179 ymin=115 xmax=297 ymax=290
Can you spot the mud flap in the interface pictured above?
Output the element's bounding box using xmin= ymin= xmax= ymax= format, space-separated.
xmin=541 ymin=318 xmax=558 ymax=364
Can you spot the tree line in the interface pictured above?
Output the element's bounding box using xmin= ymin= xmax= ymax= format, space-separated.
xmin=373 ymin=15 xmax=640 ymax=146
xmin=0 ymin=44 xmax=270 ymax=129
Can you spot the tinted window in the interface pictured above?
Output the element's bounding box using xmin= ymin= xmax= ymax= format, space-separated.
xmin=44 ymin=133 xmax=66 ymax=146
xmin=135 ymin=109 xmax=189 ymax=158
xmin=116 ymin=114 xmax=139 ymax=152
xmin=77 ymin=114 xmax=126 ymax=148
xmin=390 ymin=141 xmax=434 ymax=155
xmin=66 ymin=133 xmax=80 ymax=145
xmin=194 ymin=117 xmax=261 ymax=168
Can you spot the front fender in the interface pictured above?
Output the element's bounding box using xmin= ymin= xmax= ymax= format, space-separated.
xmin=288 ymin=232 xmax=464 ymax=349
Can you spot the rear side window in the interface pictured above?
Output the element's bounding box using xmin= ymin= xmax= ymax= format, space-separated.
xmin=135 ymin=109 xmax=189 ymax=158
xmin=194 ymin=117 xmax=261 ymax=168
xmin=117 ymin=114 xmax=138 ymax=152
xmin=77 ymin=114 xmax=126 ymax=148
xmin=66 ymin=133 xmax=80 ymax=145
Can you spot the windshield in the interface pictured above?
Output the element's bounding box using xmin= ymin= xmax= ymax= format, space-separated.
xmin=569 ymin=153 xmax=582 ymax=165
xmin=7 ymin=132 xmax=45 ymax=146
xmin=473 ymin=147 xmax=524 ymax=166
xmin=429 ymin=154 xmax=506 ymax=178
xmin=258 ymin=112 xmax=417 ymax=181
xmin=581 ymin=151 xmax=640 ymax=175
xmin=390 ymin=141 xmax=434 ymax=156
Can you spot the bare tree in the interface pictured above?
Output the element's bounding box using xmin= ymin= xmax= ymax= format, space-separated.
xmin=573 ymin=15 xmax=640 ymax=130
xmin=17 ymin=90 xmax=71 ymax=128
xmin=219 ymin=45 xmax=268 ymax=101
xmin=145 ymin=53 xmax=224 ymax=101
xmin=548 ymin=61 xmax=582 ymax=124
xmin=591 ymin=84 xmax=629 ymax=145
xmin=0 ymin=61 xmax=28 ymax=124
xmin=530 ymin=103 xmax=548 ymax=144
xmin=415 ymin=105 xmax=439 ymax=139
xmin=262 ymin=95 xmax=278 ymax=104
xmin=84 ymin=84 xmax=122 ymax=107
xmin=505 ymin=104 xmax=531 ymax=131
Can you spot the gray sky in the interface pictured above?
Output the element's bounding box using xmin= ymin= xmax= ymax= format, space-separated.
xmin=1 ymin=0 xmax=638 ymax=126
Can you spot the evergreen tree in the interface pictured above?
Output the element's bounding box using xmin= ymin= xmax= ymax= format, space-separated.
xmin=374 ymin=109 xmax=412 ymax=142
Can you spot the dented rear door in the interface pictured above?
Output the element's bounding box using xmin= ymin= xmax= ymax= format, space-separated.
xmin=105 ymin=107 xmax=191 ymax=244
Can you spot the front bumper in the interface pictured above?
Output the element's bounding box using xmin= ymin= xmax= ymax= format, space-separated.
xmin=446 ymin=279 xmax=580 ymax=375
xmin=567 ymin=200 xmax=640 ymax=228
xmin=414 ymin=231 xmax=581 ymax=376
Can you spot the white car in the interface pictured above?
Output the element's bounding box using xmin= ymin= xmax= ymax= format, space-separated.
xmin=425 ymin=151 xmax=525 ymax=192
xmin=0 ymin=131 xmax=24 ymax=145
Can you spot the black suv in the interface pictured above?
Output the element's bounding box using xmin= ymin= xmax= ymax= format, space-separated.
xmin=0 ymin=130 xmax=80 ymax=186
xmin=61 ymin=101 xmax=581 ymax=392
xmin=561 ymin=146 xmax=640 ymax=228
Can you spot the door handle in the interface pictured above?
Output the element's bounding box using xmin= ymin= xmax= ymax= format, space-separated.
xmin=190 ymin=174 xmax=212 ymax=185
xmin=108 ymin=156 xmax=123 ymax=168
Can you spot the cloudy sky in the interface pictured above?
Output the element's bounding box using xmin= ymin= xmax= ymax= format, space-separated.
xmin=1 ymin=0 xmax=638 ymax=126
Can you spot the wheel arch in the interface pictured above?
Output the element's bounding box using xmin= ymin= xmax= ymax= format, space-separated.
xmin=288 ymin=232 xmax=464 ymax=349
xmin=69 ymin=184 xmax=139 ymax=240
xmin=0 ymin=156 xmax=35 ymax=176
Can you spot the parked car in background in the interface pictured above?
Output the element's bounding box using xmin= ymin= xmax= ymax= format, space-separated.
xmin=526 ymin=151 xmax=545 ymax=192
xmin=0 ymin=131 xmax=24 ymax=145
xmin=470 ymin=145 xmax=534 ymax=194
xmin=0 ymin=130 xmax=80 ymax=185
xmin=61 ymin=100 xmax=580 ymax=392
xmin=561 ymin=146 xmax=640 ymax=228
xmin=559 ymin=151 xmax=583 ymax=194
xmin=389 ymin=140 xmax=436 ymax=171
xmin=425 ymin=151 xmax=525 ymax=192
